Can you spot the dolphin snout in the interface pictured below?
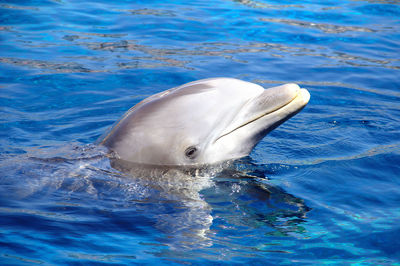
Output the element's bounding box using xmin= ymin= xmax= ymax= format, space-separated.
xmin=217 ymin=83 xmax=307 ymax=140
xmin=298 ymin=88 xmax=311 ymax=105
xmin=244 ymin=83 xmax=301 ymax=118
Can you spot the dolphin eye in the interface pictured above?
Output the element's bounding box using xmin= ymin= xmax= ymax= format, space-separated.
xmin=185 ymin=146 xmax=198 ymax=159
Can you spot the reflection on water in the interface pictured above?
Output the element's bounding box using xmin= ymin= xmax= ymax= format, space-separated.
xmin=3 ymin=37 xmax=398 ymax=74
xmin=232 ymin=0 xmax=303 ymax=9
xmin=259 ymin=18 xmax=376 ymax=34
xmin=120 ymin=8 xmax=177 ymax=17
xmin=1 ymin=0 xmax=398 ymax=75
xmin=0 ymin=4 xmax=39 ymax=11
xmin=0 ymin=145 xmax=310 ymax=252
xmin=0 ymin=57 xmax=93 ymax=73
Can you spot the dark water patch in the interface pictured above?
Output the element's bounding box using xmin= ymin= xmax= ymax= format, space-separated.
xmin=356 ymin=3 xmax=400 ymax=17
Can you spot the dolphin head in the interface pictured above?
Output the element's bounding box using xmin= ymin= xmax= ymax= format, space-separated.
xmin=99 ymin=78 xmax=310 ymax=166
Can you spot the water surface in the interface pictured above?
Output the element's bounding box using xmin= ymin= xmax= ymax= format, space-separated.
xmin=1 ymin=0 xmax=400 ymax=264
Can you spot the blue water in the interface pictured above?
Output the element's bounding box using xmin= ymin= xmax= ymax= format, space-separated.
xmin=1 ymin=0 xmax=400 ymax=264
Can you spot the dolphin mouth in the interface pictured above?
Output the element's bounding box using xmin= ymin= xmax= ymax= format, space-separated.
xmin=216 ymin=85 xmax=310 ymax=141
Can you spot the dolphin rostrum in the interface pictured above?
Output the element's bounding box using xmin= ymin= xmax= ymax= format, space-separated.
xmin=99 ymin=78 xmax=310 ymax=166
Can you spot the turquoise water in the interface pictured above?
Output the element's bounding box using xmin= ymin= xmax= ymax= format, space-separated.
xmin=1 ymin=0 xmax=400 ymax=264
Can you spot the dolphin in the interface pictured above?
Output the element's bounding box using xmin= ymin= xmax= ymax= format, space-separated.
xmin=99 ymin=78 xmax=310 ymax=166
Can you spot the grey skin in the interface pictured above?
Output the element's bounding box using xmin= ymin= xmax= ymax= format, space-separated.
xmin=99 ymin=78 xmax=310 ymax=166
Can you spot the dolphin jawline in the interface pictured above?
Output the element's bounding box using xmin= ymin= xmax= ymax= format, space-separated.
xmin=214 ymin=88 xmax=310 ymax=143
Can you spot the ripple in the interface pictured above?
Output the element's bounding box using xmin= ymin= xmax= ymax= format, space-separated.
xmin=68 ymin=31 xmax=127 ymax=38
xmin=357 ymin=0 xmax=400 ymax=3
xmin=2 ymin=34 xmax=397 ymax=75
xmin=117 ymin=8 xmax=176 ymax=17
xmin=0 ymin=207 xmax=76 ymax=222
xmin=0 ymin=26 xmax=12 ymax=31
xmin=67 ymin=252 xmax=136 ymax=262
xmin=232 ymin=0 xmax=304 ymax=9
xmin=1 ymin=254 xmax=43 ymax=265
xmin=77 ymin=40 xmax=315 ymax=70
xmin=0 ymin=57 xmax=97 ymax=73
xmin=259 ymin=18 xmax=376 ymax=34
xmin=0 ymin=4 xmax=39 ymax=11
xmin=267 ymin=143 xmax=400 ymax=166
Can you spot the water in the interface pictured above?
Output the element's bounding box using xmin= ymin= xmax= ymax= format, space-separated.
xmin=1 ymin=0 xmax=400 ymax=264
